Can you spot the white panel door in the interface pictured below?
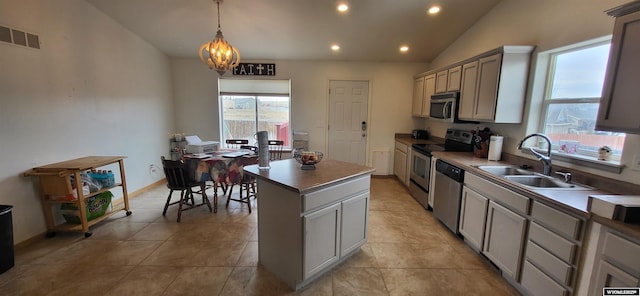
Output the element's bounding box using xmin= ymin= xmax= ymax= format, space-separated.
xmin=328 ymin=80 xmax=369 ymax=165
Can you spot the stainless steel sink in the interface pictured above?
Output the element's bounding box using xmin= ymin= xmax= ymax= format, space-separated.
xmin=474 ymin=165 xmax=593 ymax=190
xmin=504 ymin=175 xmax=592 ymax=190
xmin=474 ymin=165 xmax=536 ymax=176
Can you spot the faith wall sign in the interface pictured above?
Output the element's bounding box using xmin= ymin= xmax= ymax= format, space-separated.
xmin=232 ymin=63 xmax=276 ymax=76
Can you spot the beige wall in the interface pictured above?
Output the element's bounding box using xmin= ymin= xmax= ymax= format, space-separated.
xmin=419 ymin=0 xmax=640 ymax=185
xmin=0 ymin=0 xmax=174 ymax=243
xmin=171 ymin=59 xmax=428 ymax=173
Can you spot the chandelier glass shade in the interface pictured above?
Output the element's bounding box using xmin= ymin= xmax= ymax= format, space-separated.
xmin=199 ymin=0 xmax=240 ymax=75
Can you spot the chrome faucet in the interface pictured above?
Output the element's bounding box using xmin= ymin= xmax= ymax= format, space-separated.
xmin=517 ymin=133 xmax=552 ymax=176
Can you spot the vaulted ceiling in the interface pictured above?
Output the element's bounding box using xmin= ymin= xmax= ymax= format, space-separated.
xmin=86 ymin=0 xmax=502 ymax=63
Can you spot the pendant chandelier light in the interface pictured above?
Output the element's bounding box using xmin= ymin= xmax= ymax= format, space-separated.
xmin=198 ymin=0 xmax=240 ymax=75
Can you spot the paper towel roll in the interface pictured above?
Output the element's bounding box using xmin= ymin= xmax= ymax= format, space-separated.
xmin=488 ymin=135 xmax=503 ymax=161
xmin=257 ymin=131 xmax=270 ymax=169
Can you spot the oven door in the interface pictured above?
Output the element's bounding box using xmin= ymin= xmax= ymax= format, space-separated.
xmin=409 ymin=151 xmax=431 ymax=190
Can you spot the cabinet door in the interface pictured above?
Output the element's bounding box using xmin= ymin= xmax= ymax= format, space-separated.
xmin=393 ymin=148 xmax=407 ymax=183
xmin=303 ymin=202 xmax=341 ymax=280
xmin=427 ymin=156 xmax=438 ymax=208
xmin=412 ymin=77 xmax=425 ymax=117
xmin=447 ymin=66 xmax=462 ymax=92
xmin=422 ymin=74 xmax=436 ymax=116
xmin=435 ymin=70 xmax=448 ymax=93
xmin=591 ymin=260 xmax=639 ymax=296
xmin=340 ymin=192 xmax=369 ymax=256
xmin=483 ymin=200 xmax=527 ymax=280
xmin=459 ymin=61 xmax=478 ymax=120
xmin=596 ymin=10 xmax=640 ymax=133
xmin=404 ymin=148 xmax=412 ymax=187
xmin=459 ymin=186 xmax=488 ymax=251
xmin=521 ymin=260 xmax=569 ymax=296
xmin=474 ymin=53 xmax=502 ymax=121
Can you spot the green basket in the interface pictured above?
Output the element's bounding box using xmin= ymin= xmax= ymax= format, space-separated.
xmin=61 ymin=191 xmax=113 ymax=224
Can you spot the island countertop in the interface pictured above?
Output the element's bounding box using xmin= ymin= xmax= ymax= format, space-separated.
xmin=243 ymin=159 xmax=375 ymax=194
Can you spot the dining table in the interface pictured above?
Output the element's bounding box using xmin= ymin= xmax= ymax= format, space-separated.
xmin=182 ymin=149 xmax=259 ymax=212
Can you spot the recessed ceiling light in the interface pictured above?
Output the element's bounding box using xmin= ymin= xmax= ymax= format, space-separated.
xmin=337 ymin=3 xmax=349 ymax=12
xmin=428 ymin=6 xmax=441 ymax=15
xmin=400 ymin=46 xmax=409 ymax=53
xmin=331 ymin=44 xmax=340 ymax=51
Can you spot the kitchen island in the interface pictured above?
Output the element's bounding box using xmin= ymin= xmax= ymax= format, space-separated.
xmin=243 ymin=159 xmax=375 ymax=290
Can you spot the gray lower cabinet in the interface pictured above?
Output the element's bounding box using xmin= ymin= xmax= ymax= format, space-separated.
xmin=340 ymin=192 xmax=369 ymax=256
xmin=459 ymin=186 xmax=488 ymax=251
xmin=521 ymin=260 xmax=569 ymax=296
xmin=523 ymin=201 xmax=585 ymax=296
xmin=257 ymin=173 xmax=371 ymax=290
xmin=303 ymin=202 xmax=341 ymax=279
xmin=590 ymin=230 xmax=640 ymax=296
xmin=303 ymin=191 xmax=369 ymax=280
xmin=462 ymin=172 xmax=528 ymax=281
xmin=483 ymin=200 xmax=527 ymax=280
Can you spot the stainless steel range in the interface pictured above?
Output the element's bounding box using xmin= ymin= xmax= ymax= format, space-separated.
xmin=408 ymin=129 xmax=473 ymax=210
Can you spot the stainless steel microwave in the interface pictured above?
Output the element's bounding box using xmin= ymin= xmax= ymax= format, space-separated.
xmin=429 ymin=92 xmax=459 ymax=122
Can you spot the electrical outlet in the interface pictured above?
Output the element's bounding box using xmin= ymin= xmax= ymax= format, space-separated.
xmin=632 ymin=154 xmax=640 ymax=171
xmin=149 ymin=164 xmax=158 ymax=174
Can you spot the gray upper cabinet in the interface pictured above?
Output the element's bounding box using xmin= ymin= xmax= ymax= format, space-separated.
xmin=413 ymin=45 xmax=533 ymax=121
xmin=458 ymin=46 xmax=534 ymax=123
xmin=435 ymin=70 xmax=448 ymax=93
xmin=412 ymin=77 xmax=425 ymax=117
xmin=411 ymin=74 xmax=435 ymax=117
xmin=596 ymin=2 xmax=640 ymax=134
xmin=435 ymin=67 xmax=461 ymax=94
xmin=447 ymin=66 xmax=462 ymax=92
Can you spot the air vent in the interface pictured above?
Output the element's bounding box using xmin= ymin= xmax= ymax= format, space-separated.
xmin=0 ymin=26 xmax=10 ymax=43
xmin=12 ymin=29 xmax=26 ymax=46
xmin=27 ymin=33 xmax=39 ymax=49
xmin=0 ymin=24 xmax=40 ymax=49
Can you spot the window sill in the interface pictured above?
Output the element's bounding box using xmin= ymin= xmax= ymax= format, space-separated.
xmin=522 ymin=148 xmax=624 ymax=174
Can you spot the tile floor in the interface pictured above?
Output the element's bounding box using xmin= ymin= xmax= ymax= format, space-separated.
xmin=0 ymin=177 xmax=520 ymax=295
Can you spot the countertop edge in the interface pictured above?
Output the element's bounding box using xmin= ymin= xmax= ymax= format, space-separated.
xmin=592 ymin=214 xmax=640 ymax=240
xmin=243 ymin=159 xmax=375 ymax=194
xmin=432 ymin=151 xmax=640 ymax=240
xmin=432 ymin=151 xmax=594 ymax=218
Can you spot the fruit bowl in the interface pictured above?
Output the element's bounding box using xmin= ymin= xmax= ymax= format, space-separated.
xmin=293 ymin=150 xmax=324 ymax=170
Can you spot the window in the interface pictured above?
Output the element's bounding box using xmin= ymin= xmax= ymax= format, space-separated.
xmin=540 ymin=40 xmax=625 ymax=162
xmin=219 ymin=79 xmax=291 ymax=149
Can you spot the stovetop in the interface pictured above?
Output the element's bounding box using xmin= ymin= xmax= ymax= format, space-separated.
xmin=411 ymin=143 xmax=445 ymax=155
xmin=411 ymin=128 xmax=474 ymax=155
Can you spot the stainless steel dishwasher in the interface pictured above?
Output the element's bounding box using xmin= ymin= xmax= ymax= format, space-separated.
xmin=432 ymin=159 xmax=464 ymax=234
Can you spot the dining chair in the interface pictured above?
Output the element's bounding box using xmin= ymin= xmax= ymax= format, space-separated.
xmin=268 ymin=140 xmax=285 ymax=160
xmin=226 ymin=139 xmax=249 ymax=149
xmin=240 ymin=145 xmax=258 ymax=153
xmin=161 ymin=156 xmax=212 ymax=222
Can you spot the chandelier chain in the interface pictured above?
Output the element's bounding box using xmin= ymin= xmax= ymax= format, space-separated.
xmin=216 ymin=0 xmax=221 ymax=30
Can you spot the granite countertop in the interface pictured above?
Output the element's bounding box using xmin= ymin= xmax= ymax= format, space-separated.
xmin=243 ymin=159 xmax=375 ymax=194
xmin=431 ymin=151 xmax=608 ymax=217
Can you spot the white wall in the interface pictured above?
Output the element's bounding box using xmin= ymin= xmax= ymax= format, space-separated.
xmin=0 ymin=0 xmax=173 ymax=243
xmin=171 ymin=59 xmax=428 ymax=173
xmin=419 ymin=0 xmax=640 ymax=185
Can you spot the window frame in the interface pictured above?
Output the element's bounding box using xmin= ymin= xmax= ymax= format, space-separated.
xmin=218 ymin=92 xmax=292 ymax=150
xmin=531 ymin=37 xmax=626 ymax=172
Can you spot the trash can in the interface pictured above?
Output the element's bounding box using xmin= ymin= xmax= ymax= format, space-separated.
xmin=0 ymin=205 xmax=14 ymax=274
